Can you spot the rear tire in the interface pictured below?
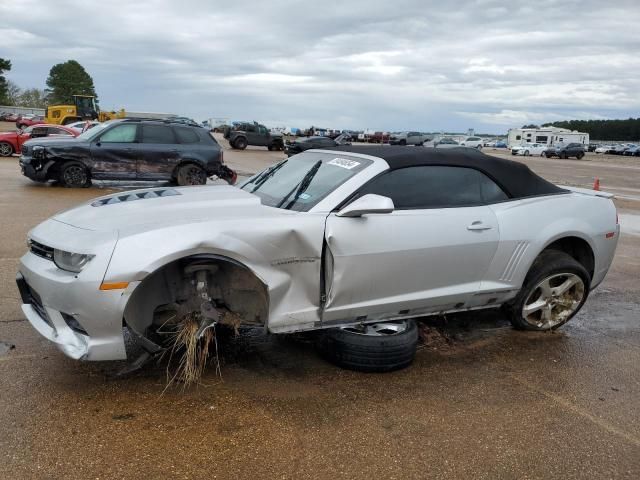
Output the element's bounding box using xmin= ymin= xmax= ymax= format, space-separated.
xmin=577 ymin=151 xmax=584 ymax=160
xmin=59 ymin=161 xmax=91 ymax=188
xmin=524 ymin=150 xmax=530 ymax=156
xmin=176 ymin=164 xmax=207 ymax=186
xmin=233 ymin=137 xmax=248 ymax=150
xmin=320 ymin=319 xmax=418 ymax=372
xmin=399 ymin=139 xmax=406 ymax=146
xmin=504 ymin=250 xmax=590 ymax=331
xmin=0 ymin=142 xmax=14 ymax=156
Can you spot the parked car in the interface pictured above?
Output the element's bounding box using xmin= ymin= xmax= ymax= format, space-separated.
xmin=623 ymin=145 xmax=640 ymax=156
xmin=432 ymin=138 xmax=461 ymax=148
xmin=611 ymin=144 xmax=629 ymax=155
xmin=594 ymin=145 xmax=614 ymax=154
xmin=367 ymin=131 xmax=390 ymax=144
xmin=285 ymin=135 xmax=349 ymax=156
xmin=587 ymin=143 xmax=600 ymax=152
xmin=511 ymin=143 xmax=548 ymax=156
xmin=545 ymin=143 xmax=586 ymax=159
xmin=483 ymin=139 xmax=497 ymax=147
xmin=19 ymin=119 xmax=236 ymax=187
xmin=495 ymin=140 xmax=508 ymax=148
xmin=17 ymin=115 xmax=46 ymax=130
xmin=389 ymin=131 xmax=430 ymax=146
xmin=224 ymin=121 xmax=284 ymax=151
xmin=459 ymin=136 xmax=484 ymax=149
xmin=66 ymin=121 xmax=101 ymax=133
xmin=16 ymin=146 xmax=619 ymax=372
xmin=1 ymin=112 xmax=19 ymax=122
xmin=0 ymin=124 xmax=78 ymax=156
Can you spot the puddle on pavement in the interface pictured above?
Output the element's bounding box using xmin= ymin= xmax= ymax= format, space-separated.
xmin=619 ymin=213 xmax=640 ymax=237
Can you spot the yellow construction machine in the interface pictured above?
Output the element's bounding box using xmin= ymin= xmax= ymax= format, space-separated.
xmin=45 ymin=95 xmax=126 ymax=125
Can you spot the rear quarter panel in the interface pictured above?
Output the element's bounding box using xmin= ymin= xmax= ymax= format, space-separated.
xmin=484 ymin=193 xmax=618 ymax=296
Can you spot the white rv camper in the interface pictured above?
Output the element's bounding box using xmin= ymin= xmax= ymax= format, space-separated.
xmin=507 ymin=127 xmax=589 ymax=148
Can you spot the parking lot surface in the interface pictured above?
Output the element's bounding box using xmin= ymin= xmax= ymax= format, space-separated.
xmin=1 ymin=134 xmax=639 ymax=479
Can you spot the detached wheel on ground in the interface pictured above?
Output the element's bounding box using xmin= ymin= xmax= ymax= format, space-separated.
xmin=0 ymin=142 xmax=13 ymax=156
xmin=320 ymin=319 xmax=419 ymax=372
xmin=505 ymin=250 xmax=590 ymax=331
xmin=176 ymin=164 xmax=207 ymax=186
xmin=59 ymin=161 xmax=91 ymax=188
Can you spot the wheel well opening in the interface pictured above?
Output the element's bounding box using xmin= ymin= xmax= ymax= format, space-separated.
xmin=123 ymin=256 xmax=269 ymax=346
xmin=544 ymin=237 xmax=594 ymax=279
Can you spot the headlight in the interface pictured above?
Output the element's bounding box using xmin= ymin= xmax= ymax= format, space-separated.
xmin=53 ymin=249 xmax=94 ymax=273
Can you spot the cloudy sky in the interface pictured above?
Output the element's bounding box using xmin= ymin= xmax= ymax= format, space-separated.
xmin=1 ymin=0 xmax=639 ymax=132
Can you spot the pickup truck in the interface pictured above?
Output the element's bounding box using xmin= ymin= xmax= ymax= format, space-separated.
xmin=224 ymin=122 xmax=284 ymax=151
xmin=389 ymin=131 xmax=430 ymax=146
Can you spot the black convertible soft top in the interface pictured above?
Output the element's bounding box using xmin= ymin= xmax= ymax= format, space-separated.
xmin=329 ymin=145 xmax=567 ymax=199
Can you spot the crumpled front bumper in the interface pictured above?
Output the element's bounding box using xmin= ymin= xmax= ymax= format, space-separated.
xmin=16 ymin=220 xmax=133 ymax=361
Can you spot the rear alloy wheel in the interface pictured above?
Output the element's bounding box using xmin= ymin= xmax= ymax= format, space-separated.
xmin=59 ymin=162 xmax=90 ymax=188
xmin=0 ymin=142 xmax=13 ymax=156
xmin=524 ymin=150 xmax=530 ymax=156
xmin=505 ymin=250 xmax=590 ymax=331
xmin=177 ymin=164 xmax=207 ymax=186
xmin=320 ymin=319 xmax=419 ymax=372
xmin=577 ymin=151 xmax=585 ymax=160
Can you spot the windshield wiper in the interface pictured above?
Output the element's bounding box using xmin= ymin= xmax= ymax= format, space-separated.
xmin=246 ymin=160 xmax=288 ymax=193
xmin=276 ymin=160 xmax=322 ymax=210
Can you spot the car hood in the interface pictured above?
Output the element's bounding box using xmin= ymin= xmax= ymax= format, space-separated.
xmin=52 ymin=185 xmax=294 ymax=232
xmin=0 ymin=131 xmax=17 ymax=140
xmin=22 ymin=137 xmax=83 ymax=147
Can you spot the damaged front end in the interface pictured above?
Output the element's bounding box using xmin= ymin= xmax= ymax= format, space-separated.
xmin=123 ymin=255 xmax=269 ymax=364
xmin=20 ymin=145 xmax=53 ymax=182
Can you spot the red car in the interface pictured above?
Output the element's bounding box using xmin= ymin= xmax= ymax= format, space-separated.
xmin=0 ymin=124 xmax=78 ymax=156
xmin=16 ymin=115 xmax=46 ymax=130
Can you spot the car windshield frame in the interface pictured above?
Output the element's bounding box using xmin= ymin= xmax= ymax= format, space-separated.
xmin=239 ymin=151 xmax=373 ymax=212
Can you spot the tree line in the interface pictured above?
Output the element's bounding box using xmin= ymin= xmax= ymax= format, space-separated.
xmin=541 ymin=119 xmax=640 ymax=141
xmin=0 ymin=57 xmax=97 ymax=108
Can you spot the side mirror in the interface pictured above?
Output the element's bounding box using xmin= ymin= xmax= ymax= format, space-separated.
xmin=336 ymin=194 xmax=394 ymax=218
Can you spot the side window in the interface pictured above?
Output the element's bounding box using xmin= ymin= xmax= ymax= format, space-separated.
xmin=245 ymin=124 xmax=256 ymax=133
xmin=358 ymin=166 xmax=508 ymax=209
xmin=141 ymin=125 xmax=175 ymax=144
xmin=515 ymin=135 xmax=521 ymax=140
xmin=174 ymin=126 xmax=200 ymax=144
xmin=31 ymin=127 xmax=48 ymax=138
xmin=100 ymin=124 xmax=138 ymax=143
xmin=48 ymin=127 xmax=72 ymax=136
xmin=258 ymin=126 xmax=268 ymax=135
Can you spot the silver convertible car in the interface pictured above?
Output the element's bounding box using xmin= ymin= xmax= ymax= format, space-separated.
xmin=17 ymin=147 xmax=619 ymax=372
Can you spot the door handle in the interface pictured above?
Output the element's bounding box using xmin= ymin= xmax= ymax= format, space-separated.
xmin=467 ymin=221 xmax=492 ymax=231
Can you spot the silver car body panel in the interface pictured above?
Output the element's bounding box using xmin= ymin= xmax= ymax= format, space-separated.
xmin=18 ymin=151 xmax=619 ymax=360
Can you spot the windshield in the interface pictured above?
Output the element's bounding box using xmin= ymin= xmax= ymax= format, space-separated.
xmin=75 ymin=121 xmax=113 ymax=141
xmin=239 ymin=151 xmax=372 ymax=212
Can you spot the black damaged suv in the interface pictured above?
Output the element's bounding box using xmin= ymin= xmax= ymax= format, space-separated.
xmin=19 ymin=119 xmax=236 ymax=187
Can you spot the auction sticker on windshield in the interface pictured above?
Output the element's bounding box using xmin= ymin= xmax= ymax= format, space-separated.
xmin=328 ymin=158 xmax=361 ymax=169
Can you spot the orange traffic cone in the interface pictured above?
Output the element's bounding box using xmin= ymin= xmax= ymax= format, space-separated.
xmin=593 ymin=178 xmax=600 ymax=191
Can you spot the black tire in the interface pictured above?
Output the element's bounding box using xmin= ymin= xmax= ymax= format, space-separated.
xmin=233 ymin=137 xmax=248 ymax=150
xmin=176 ymin=164 xmax=207 ymax=186
xmin=524 ymin=150 xmax=530 ymax=156
xmin=320 ymin=319 xmax=418 ymax=372
xmin=0 ymin=141 xmax=14 ymax=156
xmin=504 ymin=250 xmax=590 ymax=331
xmin=267 ymin=144 xmax=274 ymax=151
xmin=576 ymin=151 xmax=584 ymax=160
xmin=399 ymin=139 xmax=406 ymax=146
xmin=59 ymin=161 xmax=91 ymax=188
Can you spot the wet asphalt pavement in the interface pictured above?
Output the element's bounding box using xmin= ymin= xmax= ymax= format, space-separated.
xmin=1 ymin=139 xmax=639 ymax=479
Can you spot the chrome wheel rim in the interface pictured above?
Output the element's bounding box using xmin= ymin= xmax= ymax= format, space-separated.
xmin=522 ymin=273 xmax=585 ymax=329
xmin=341 ymin=320 xmax=409 ymax=336
xmin=0 ymin=143 xmax=12 ymax=156
xmin=63 ymin=165 xmax=86 ymax=186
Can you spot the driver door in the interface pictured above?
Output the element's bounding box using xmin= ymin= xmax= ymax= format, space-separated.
xmin=90 ymin=123 xmax=141 ymax=179
xmin=321 ymin=166 xmax=506 ymax=324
